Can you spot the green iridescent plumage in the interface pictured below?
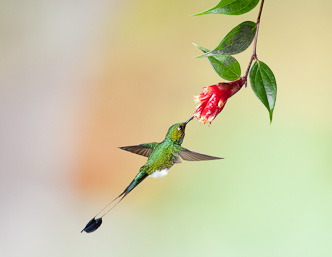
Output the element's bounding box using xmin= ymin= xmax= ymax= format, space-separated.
xmin=82 ymin=117 xmax=222 ymax=233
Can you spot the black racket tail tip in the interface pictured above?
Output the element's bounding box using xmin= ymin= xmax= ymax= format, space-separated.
xmin=81 ymin=217 xmax=103 ymax=233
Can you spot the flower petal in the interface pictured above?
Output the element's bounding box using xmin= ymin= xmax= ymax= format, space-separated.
xmin=201 ymin=94 xmax=219 ymax=119
xmin=208 ymin=101 xmax=227 ymax=123
xmin=194 ymin=102 xmax=207 ymax=118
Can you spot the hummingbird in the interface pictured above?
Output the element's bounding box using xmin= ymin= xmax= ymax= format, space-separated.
xmin=81 ymin=116 xmax=222 ymax=233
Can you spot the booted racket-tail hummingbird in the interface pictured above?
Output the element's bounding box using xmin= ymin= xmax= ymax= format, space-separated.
xmin=81 ymin=116 xmax=222 ymax=233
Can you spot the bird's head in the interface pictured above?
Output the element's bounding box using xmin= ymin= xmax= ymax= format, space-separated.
xmin=165 ymin=116 xmax=194 ymax=144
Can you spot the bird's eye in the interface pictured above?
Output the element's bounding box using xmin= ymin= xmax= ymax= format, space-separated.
xmin=177 ymin=126 xmax=182 ymax=131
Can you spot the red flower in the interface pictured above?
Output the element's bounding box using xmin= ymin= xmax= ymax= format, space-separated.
xmin=194 ymin=78 xmax=245 ymax=124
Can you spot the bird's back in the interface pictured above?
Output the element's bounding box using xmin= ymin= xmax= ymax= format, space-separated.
xmin=142 ymin=139 xmax=181 ymax=175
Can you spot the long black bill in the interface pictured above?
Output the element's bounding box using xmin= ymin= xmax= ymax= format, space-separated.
xmin=185 ymin=116 xmax=194 ymax=124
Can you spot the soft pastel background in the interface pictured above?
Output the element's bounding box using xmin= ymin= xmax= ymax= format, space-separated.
xmin=1 ymin=0 xmax=331 ymax=256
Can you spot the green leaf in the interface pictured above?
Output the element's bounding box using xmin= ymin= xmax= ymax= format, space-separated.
xmin=249 ymin=61 xmax=277 ymax=123
xmin=193 ymin=43 xmax=241 ymax=81
xmin=196 ymin=21 xmax=257 ymax=57
xmin=194 ymin=0 xmax=259 ymax=16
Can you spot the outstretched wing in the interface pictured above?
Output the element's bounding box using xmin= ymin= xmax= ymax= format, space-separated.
xmin=119 ymin=143 xmax=158 ymax=158
xmin=179 ymin=148 xmax=223 ymax=161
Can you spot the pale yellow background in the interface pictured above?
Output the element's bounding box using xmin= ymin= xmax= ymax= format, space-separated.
xmin=1 ymin=0 xmax=331 ymax=256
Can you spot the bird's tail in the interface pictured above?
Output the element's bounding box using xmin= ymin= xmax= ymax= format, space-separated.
xmin=82 ymin=170 xmax=149 ymax=233
xmin=94 ymin=171 xmax=148 ymax=219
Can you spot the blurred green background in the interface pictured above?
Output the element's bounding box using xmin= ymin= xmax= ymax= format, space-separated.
xmin=1 ymin=0 xmax=331 ymax=256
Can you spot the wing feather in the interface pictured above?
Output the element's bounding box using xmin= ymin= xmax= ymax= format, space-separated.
xmin=179 ymin=149 xmax=222 ymax=161
xmin=119 ymin=143 xmax=156 ymax=158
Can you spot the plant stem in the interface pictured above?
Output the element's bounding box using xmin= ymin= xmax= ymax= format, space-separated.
xmin=242 ymin=0 xmax=265 ymax=86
